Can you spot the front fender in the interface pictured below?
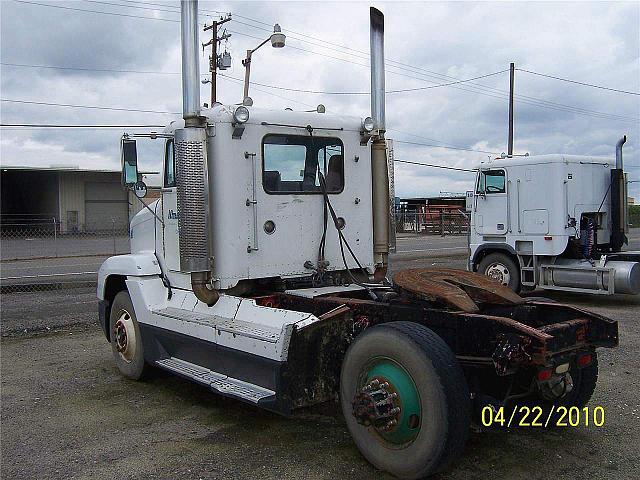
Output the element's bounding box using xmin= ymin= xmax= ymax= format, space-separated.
xmin=97 ymin=253 xmax=161 ymax=300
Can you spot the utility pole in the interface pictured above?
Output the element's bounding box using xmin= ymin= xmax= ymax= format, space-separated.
xmin=203 ymin=14 xmax=231 ymax=105
xmin=508 ymin=62 xmax=515 ymax=157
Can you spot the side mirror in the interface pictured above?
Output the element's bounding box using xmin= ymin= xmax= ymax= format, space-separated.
xmin=121 ymin=138 xmax=139 ymax=186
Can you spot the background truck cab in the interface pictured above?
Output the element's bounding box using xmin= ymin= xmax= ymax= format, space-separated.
xmin=469 ymin=139 xmax=640 ymax=295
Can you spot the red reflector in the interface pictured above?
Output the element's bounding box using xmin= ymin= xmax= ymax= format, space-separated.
xmin=537 ymin=369 xmax=553 ymax=381
xmin=577 ymin=353 xmax=592 ymax=367
xmin=544 ymin=236 xmax=552 ymax=241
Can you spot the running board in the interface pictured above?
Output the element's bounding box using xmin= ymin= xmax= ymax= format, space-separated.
xmin=155 ymin=357 xmax=276 ymax=403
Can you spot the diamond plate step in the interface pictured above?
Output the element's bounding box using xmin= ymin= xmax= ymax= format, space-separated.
xmin=156 ymin=357 xmax=276 ymax=403
xmin=153 ymin=307 xmax=280 ymax=343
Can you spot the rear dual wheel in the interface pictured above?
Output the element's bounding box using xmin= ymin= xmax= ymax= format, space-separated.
xmin=341 ymin=322 xmax=470 ymax=479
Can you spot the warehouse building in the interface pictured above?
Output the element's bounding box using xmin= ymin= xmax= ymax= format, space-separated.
xmin=0 ymin=165 xmax=160 ymax=232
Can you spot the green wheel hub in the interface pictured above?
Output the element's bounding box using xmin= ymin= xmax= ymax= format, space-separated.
xmin=352 ymin=359 xmax=422 ymax=445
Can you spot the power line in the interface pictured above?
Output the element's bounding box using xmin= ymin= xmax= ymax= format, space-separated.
xmin=1 ymin=98 xmax=179 ymax=114
xmin=223 ymin=13 xmax=639 ymax=121
xmin=9 ymin=0 xmax=639 ymax=123
xmin=220 ymin=70 xmax=508 ymax=95
xmin=394 ymin=159 xmax=476 ymax=172
xmin=0 ymin=123 xmax=165 ymax=128
xmin=517 ymin=68 xmax=640 ymax=96
xmin=394 ymin=140 xmax=499 ymax=155
xmin=0 ymin=62 xmax=180 ymax=75
xmin=11 ymin=0 xmax=180 ymax=22
xmin=388 ymin=129 xmax=499 ymax=155
xmin=14 ymin=0 xmax=640 ymax=123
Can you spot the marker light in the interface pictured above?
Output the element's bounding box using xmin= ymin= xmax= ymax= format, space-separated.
xmin=537 ymin=368 xmax=553 ymax=382
xmin=362 ymin=116 xmax=374 ymax=133
xmin=234 ymin=105 xmax=250 ymax=124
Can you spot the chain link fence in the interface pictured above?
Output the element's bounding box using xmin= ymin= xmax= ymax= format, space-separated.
xmin=1 ymin=218 xmax=129 ymax=297
xmin=395 ymin=209 xmax=469 ymax=236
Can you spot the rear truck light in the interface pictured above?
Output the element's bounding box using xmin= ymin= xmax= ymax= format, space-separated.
xmin=555 ymin=362 xmax=570 ymax=374
xmin=544 ymin=236 xmax=552 ymax=241
xmin=577 ymin=353 xmax=593 ymax=367
xmin=537 ymin=368 xmax=553 ymax=381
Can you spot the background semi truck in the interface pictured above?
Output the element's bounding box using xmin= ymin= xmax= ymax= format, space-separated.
xmin=97 ymin=2 xmax=618 ymax=478
xmin=469 ymin=137 xmax=640 ymax=295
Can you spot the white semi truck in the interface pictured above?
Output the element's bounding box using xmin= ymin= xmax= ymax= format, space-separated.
xmin=469 ymin=140 xmax=640 ymax=295
xmin=97 ymin=2 xmax=618 ymax=478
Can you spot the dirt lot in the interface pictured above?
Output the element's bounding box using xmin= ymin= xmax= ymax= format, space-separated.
xmin=2 ymin=249 xmax=640 ymax=480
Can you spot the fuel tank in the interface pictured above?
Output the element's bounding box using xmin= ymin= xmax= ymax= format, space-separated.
xmin=547 ymin=258 xmax=640 ymax=294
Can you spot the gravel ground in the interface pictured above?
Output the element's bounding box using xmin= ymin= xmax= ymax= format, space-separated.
xmin=1 ymin=249 xmax=639 ymax=480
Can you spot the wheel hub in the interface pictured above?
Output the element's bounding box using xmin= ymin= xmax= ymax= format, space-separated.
xmin=352 ymin=379 xmax=401 ymax=431
xmin=486 ymin=262 xmax=510 ymax=285
xmin=113 ymin=311 xmax=136 ymax=363
xmin=352 ymin=360 xmax=422 ymax=445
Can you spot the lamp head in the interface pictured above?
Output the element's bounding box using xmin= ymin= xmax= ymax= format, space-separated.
xmin=270 ymin=24 xmax=286 ymax=48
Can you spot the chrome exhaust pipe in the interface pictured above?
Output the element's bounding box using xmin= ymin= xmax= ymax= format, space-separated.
xmin=178 ymin=0 xmax=218 ymax=305
xmin=181 ymin=0 xmax=201 ymax=123
xmin=370 ymin=7 xmax=385 ymax=135
xmin=616 ymin=135 xmax=626 ymax=170
xmin=370 ymin=7 xmax=389 ymax=277
xmin=611 ymin=135 xmax=628 ymax=252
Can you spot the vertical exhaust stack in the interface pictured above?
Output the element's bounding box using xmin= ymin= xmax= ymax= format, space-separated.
xmin=610 ymin=135 xmax=628 ymax=252
xmin=370 ymin=7 xmax=390 ymax=279
xmin=177 ymin=0 xmax=218 ymax=305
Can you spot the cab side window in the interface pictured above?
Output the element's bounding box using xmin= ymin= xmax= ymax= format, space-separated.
xmin=478 ymin=170 xmax=505 ymax=194
xmin=164 ymin=139 xmax=176 ymax=187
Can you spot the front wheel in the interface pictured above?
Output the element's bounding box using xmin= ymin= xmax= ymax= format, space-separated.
xmin=109 ymin=290 xmax=148 ymax=380
xmin=478 ymin=252 xmax=521 ymax=293
xmin=340 ymin=322 xmax=470 ymax=479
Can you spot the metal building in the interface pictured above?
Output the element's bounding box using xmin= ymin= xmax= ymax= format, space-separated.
xmin=0 ymin=165 xmax=159 ymax=232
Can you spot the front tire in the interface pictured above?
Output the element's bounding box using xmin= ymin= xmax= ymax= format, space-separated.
xmin=478 ymin=252 xmax=521 ymax=293
xmin=340 ymin=322 xmax=470 ymax=479
xmin=109 ymin=290 xmax=147 ymax=380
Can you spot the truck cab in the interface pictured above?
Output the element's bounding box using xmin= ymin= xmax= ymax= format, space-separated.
xmin=469 ymin=144 xmax=640 ymax=295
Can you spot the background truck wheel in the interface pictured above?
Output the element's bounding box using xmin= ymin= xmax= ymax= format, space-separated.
xmin=109 ymin=290 xmax=147 ymax=380
xmin=478 ymin=252 xmax=521 ymax=293
xmin=544 ymin=353 xmax=598 ymax=409
xmin=514 ymin=353 xmax=599 ymax=425
xmin=340 ymin=321 xmax=470 ymax=479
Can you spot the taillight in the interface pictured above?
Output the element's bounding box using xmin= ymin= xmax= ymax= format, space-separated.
xmin=537 ymin=368 xmax=553 ymax=381
xmin=577 ymin=353 xmax=592 ymax=367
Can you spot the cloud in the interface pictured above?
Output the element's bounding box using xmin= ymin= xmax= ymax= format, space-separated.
xmin=1 ymin=0 xmax=638 ymax=199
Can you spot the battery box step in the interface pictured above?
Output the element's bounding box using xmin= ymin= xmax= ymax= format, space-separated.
xmin=155 ymin=357 xmax=276 ymax=403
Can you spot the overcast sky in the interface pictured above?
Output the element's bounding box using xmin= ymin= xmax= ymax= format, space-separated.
xmin=1 ymin=0 xmax=639 ymax=199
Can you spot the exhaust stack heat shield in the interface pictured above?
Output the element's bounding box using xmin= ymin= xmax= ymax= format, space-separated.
xmin=175 ymin=127 xmax=210 ymax=273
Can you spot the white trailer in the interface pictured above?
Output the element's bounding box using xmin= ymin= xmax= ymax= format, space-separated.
xmin=469 ymin=142 xmax=640 ymax=295
xmin=96 ymin=2 xmax=619 ymax=478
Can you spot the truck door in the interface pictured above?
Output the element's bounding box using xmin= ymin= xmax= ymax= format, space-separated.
xmin=474 ymin=169 xmax=508 ymax=235
xmin=161 ymin=139 xmax=181 ymax=272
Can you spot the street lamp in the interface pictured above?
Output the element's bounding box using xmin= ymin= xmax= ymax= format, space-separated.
xmin=242 ymin=24 xmax=286 ymax=101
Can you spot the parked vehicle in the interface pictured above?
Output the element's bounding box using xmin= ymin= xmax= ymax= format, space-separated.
xmin=97 ymin=3 xmax=618 ymax=478
xmin=469 ymin=138 xmax=640 ymax=295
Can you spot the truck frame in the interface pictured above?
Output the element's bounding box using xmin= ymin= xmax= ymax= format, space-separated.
xmin=97 ymin=3 xmax=619 ymax=478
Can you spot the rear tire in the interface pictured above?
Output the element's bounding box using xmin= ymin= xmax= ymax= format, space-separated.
xmin=109 ymin=290 xmax=148 ymax=380
xmin=478 ymin=252 xmax=521 ymax=293
xmin=547 ymin=354 xmax=598 ymax=409
xmin=515 ymin=354 xmax=599 ymax=425
xmin=340 ymin=321 xmax=470 ymax=479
